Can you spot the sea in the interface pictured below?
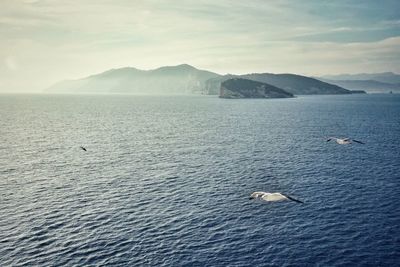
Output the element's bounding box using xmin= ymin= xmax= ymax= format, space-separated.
xmin=1 ymin=93 xmax=399 ymax=266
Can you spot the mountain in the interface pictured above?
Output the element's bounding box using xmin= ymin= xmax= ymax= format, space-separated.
xmin=46 ymin=64 xmax=221 ymax=94
xmin=204 ymin=74 xmax=237 ymax=95
xmin=220 ymin=78 xmax=294 ymax=99
xmin=321 ymin=72 xmax=400 ymax=84
xmin=205 ymin=73 xmax=352 ymax=95
xmin=48 ymin=64 xmax=379 ymax=95
xmin=319 ymin=78 xmax=400 ymax=93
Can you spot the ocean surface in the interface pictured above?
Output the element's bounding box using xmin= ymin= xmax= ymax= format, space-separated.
xmin=1 ymin=93 xmax=399 ymax=266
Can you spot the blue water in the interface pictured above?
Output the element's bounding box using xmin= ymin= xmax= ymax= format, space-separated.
xmin=1 ymin=94 xmax=399 ymax=266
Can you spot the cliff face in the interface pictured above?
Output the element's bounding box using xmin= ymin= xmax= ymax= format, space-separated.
xmin=219 ymin=78 xmax=294 ymax=99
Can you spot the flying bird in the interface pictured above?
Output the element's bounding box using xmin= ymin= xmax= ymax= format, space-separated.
xmin=326 ymin=137 xmax=365 ymax=145
xmin=80 ymin=146 xmax=87 ymax=151
xmin=249 ymin=192 xmax=304 ymax=203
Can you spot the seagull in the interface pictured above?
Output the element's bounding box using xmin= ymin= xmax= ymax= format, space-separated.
xmin=326 ymin=137 xmax=365 ymax=145
xmin=80 ymin=146 xmax=87 ymax=151
xmin=249 ymin=192 xmax=304 ymax=203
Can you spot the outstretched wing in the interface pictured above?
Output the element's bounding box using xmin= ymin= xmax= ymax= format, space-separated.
xmin=282 ymin=194 xmax=304 ymax=204
xmin=352 ymin=139 xmax=365 ymax=144
xmin=250 ymin=192 xmax=266 ymax=199
xmin=80 ymin=146 xmax=87 ymax=151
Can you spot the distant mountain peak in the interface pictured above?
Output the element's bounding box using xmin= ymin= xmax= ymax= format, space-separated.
xmin=176 ymin=63 xmax=196 ymax=69
xmin=87 ymin=67 xmax=143 ymax=79
xmin=101 ymin=66 xmax=139 ymax=73
xmin=321 ymin=72 xmax=400 ymax=84
xmin=46 ymin=64 xmax=220 ymax=94
xmin=153 ymin=64 xmax=197 ymax=72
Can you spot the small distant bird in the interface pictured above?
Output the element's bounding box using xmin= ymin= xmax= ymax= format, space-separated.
xmin=80 ymin=146 xmax=87 ymax=151
xmin=249 ymin=192 xmax=304 ymax=203
xmin=326 ymin=137 xmax=365 ymax=145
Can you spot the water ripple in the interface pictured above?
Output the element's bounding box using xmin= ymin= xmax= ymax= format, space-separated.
xmin=1 ymin=94 xmax=399 ymax=266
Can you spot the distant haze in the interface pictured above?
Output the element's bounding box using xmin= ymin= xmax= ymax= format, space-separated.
xmin=1 ymin=0 xmax=400 ymax=93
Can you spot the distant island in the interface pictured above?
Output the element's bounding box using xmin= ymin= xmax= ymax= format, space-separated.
xmin=46 ymin=64 xmax=370 ymax=95
xmin=206 ymin=73 xmax=360 ymax=95
xmin=320 ymin=72 xmax=400 ymax=84
xmin=220 ymin=78 xmax=294 ymax=99
xmin=318 ymin=72 xmax=400 ymax=93
xmin=321 ymin=79 xmax=400 ymax=94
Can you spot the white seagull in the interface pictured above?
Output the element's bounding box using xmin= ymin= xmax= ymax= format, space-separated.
xmin=326 ymin=137 xmax=365 ymax=145
xmin=249 ymin=192 xmax=304 ymax=203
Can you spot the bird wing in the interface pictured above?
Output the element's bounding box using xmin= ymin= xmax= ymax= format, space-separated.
xmin=352 ymin=139 xmax=365 ymax=144
xmin=250 ymin=192 xmax=266 ymax=198
xmin=80 ymin=146 xmax=87 ymax=151
xmin=327 ymin=137 xmax=338 ymax=142
xmin=281 ymin=194 xmax=304 ymax=203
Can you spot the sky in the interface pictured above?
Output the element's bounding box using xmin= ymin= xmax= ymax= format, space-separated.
xmin=1 ymin=0 xmax=400 ymax=92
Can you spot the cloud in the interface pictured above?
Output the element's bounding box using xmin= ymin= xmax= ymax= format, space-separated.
xmin=0 ymin=0 xmax=399 ymax=92
xmin=4 ymin=56 xmax=18 ymax=71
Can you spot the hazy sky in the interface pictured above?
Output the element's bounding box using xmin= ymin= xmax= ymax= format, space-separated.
xmin=1 ymin=0 xmax=400 ymax=92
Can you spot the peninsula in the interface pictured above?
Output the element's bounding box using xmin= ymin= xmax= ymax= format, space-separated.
xmin=219 ymin=78 xmax=294 ymax=99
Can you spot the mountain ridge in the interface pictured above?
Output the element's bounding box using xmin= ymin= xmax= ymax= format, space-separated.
xmin=220 ymin=78 xmax=294 ymax=99
xmin=46 ymin=64 xmax=371 ymax=95
xmin=205 ymin=73 xmax=354 ymax=95
xmin=321 ymin=72 xmax=400 ymax=84
xmin=46 ymin=64 xmax=220 ymax=95
xmin=318 ymin=78 xmax=400 ymax=93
